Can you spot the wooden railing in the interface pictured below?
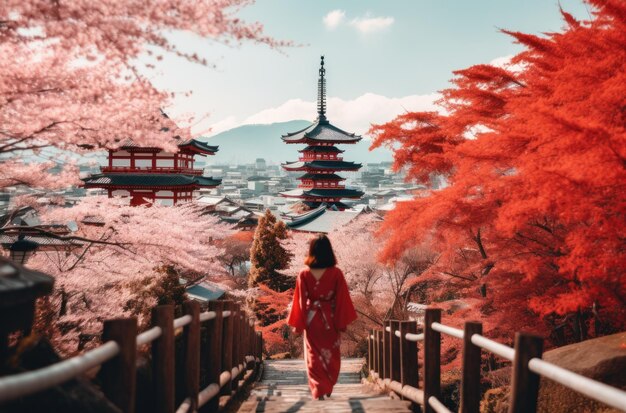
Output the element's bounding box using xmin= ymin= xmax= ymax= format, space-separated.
xmin=367 ymin=308 xmax=626 ymax=413
xmin=0 ymin=300 xmax=262 ymax=413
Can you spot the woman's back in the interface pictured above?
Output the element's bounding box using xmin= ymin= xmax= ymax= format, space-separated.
xmin=286 ymin=234 xmax=357 ymax=400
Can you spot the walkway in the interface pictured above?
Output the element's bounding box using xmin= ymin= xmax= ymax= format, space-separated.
xmin=238 ymin=358 xmax=411 ymax=413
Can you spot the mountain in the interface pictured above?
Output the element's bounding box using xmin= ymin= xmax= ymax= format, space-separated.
xmin=198 ymin=120 xmax=393 ymax=165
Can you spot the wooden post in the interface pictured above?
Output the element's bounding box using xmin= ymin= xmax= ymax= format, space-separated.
xmin=257 ymin=331 xmax=263 ymax=362
xmin=373 ymin=330 xmax=380 ymax=377
xmin=367 ymin=330 xmax=374 ymax=376
xmin=241 ymin=316 xmax=249 ymax=369
xmin=390 ymin=320 xmax=401 ymax=383
xmin=460 ymin=321 xmax=482 ymax=413
xmin=183 ymin=301 xmax=200 ymax=413
xmin=399 ymin=321 xmax=419 ymax=412
xmin=239 ymin=309 xmax=245 ymax=368
xmin=152 ymin=305 xmax=175 ymax=413
xmin=509 ymin=333 xmax=543 ymax=413
xmin=424 ymin=308 xmax=441 ymax=413
xmin=377 ymin=329 xmax=384 ymax=379
xmin=221 ymin=300 xmax=235 ymax=396
xmin=231 ymin=304 xmax=241 ymax=391
xmin=203 ymin=300 xmax=224 ymax=412
xmin=383 ymin=320 xmax=392 ymax=380
xmin=101 ymin=318 xmax=137 ymax=413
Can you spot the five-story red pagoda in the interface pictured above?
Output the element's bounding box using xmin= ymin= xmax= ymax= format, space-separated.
xmin=280 ymin=56 xmax=363 ymax=210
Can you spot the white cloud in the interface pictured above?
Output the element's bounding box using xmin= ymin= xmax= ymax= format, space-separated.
xmin=489 ymin=54 xmax=525 ymax=73
xmin=323 ymin=10 xmax=345 ymax=30
xmin=489 ymin=55 xmax=514 ymax=67
xmin=349 ymin=16 xmax=394 ymax=34
xmin=204 ymin=92 xmax=440 ymax=137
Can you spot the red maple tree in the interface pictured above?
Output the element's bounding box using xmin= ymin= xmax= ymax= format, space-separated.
xmin=370 ymin=1 xmax=626 ymax=344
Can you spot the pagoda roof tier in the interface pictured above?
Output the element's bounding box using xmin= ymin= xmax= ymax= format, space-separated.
xmin=297 ymin=173 xmax=345 ymax=181
xmin=281 ymin=119 xmax=361 ymax=144
xmin=282 ymin=160 xmax=362 ymax=172
xmin=83 ymin=173 xmax=221 ymax=189
xmin=280 ymin=188 xmax=364 ymax=199
xmin=298 ymin=145 xmax=344 ymax=153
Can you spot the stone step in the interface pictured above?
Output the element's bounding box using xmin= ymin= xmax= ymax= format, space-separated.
xmin=237 ymin=358 xmax=412 ymax=413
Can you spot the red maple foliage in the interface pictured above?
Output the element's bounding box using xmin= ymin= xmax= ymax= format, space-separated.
xmin=370 ymin=1 xmax=626 ymax=344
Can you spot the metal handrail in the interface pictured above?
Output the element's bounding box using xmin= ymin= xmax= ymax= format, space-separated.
xmin=405 ymin=332 xmax=424 ymax=342
xmin=373 ymin=319 xmax=626 ymax=412
xmin=174 ymin=315 xmax=192 ymax=329
xmin=199 ymin=311 xmax=216 ymax=322
xmin=0 ymin=341 xmax=120 ymax=403
xmin=470 ymin=334 xmax=515 ymax=361
xmin=431 ymin=322 xmax=464 ymax=339
xmin=428 ymin=396 xmax=453 ymax=413
xmin=0 ymin=307 xmax=249 ymax=404
xmin=528 ymin=357 xmax=626 ymax=411
xmin=136 ymin=326 xmax=162 ymax=346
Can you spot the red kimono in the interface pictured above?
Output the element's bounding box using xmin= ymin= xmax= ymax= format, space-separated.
xmin=287 ymin=266 xmax=357 ymax=399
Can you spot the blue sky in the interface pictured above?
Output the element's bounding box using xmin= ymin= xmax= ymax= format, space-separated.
xmin=148 ymin=0 xmax=592 ymax=136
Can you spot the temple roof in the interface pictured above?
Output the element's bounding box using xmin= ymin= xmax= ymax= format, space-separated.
xmin=280 ymin=188 xmax=364 ymax=199
xmin=282 ymin=160 xmax=362 ymax=171
xmin=83 ymin=174 xmax=221 ymax=188
xmin=297 ymin=173 xmax=345 ymax=181
xmin=303 ymin=201 xmax=351 ymax=210
xmin=118 ymin=138 xmax=218 ymax=155
xmin=283 ymin=207 xmax=364 ymax=233
xmin=298 ymin=145 xmax=344 ymax=153
xmin=281 ymin=120 xmax=361 ymax=144
xmin=178 ymin=139 xmax=219 ymax=155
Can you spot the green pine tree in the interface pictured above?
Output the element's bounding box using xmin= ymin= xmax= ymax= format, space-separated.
xmin=249 ymin=209 xmax=292 ymax=291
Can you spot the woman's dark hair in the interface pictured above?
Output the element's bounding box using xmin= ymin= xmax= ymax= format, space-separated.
xmin=304 ymin=234 xmax=337 ymax=268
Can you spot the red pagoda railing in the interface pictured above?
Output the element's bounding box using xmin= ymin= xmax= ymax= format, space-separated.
xmin=101 ymin=166 xmax=203 ymax=175
xmin=0 ymin=301 xmax=262 ymax=413
xmin=368 ymin=308 xmax=626 ymax=413
xmin=300 ymin=182 xmax=345 ymax=189
xmin=299 ymin=155 xmax=343 ymax=162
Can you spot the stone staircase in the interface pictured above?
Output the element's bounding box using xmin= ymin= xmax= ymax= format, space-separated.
xmin=238 ymin=358 xmax=411 ymax=413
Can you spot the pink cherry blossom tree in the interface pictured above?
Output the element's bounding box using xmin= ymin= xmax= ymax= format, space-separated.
xmin=28 ymin=196 xmax=234 ymax=354
xmin=1 ymin=0 xmax=286 ymax=190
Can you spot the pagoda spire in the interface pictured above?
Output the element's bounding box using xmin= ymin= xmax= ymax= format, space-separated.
xmin=317 ymin=55 xmax=327 ymax=122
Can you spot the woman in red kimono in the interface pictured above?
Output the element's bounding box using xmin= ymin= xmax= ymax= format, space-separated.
xmin=287 ymin=234 xmax=357 ymax=400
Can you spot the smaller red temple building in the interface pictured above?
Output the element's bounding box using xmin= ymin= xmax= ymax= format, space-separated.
xmin=84 ymin=138 xmax=221 ymax=206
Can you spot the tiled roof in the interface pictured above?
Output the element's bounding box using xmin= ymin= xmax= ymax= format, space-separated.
xmin=186 ymin=281 xmax=225 ymax=302
xmin=282 ymin=160 xmax=362 ymax=171
xmin=285 ymin=209 xmax=363 ymax=233
xmin=83 ymin=174 xmax=221 ymax=188
xmin=279 ymin=188 xmax=364 ymax=199
xmin=178 ymin=139 xmax=219 ymax=155
xmin=297 ymin=173 xmax=345 ymax=181
xmin=303 ymin=188 xmax=364 ymax=198
xmin=282 ymin=119 xmax=361 ymax=144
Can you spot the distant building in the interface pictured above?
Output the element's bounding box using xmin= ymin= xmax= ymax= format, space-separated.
xmin=196 ymin=195 xmax=259 ymax=230
xmin=280 ymin=56 xmax=364 ymax=211
xmin=255 ymin=158 xmax=267 ymax=170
